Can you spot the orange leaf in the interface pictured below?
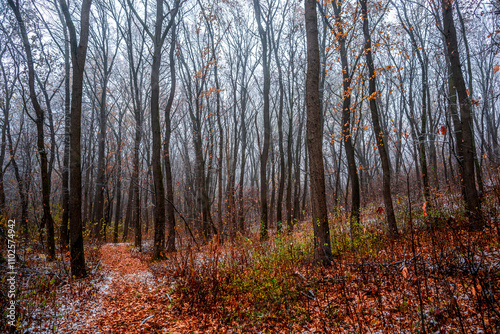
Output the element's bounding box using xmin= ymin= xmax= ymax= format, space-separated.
xmin=402 ymin=266 xmax=408 ymax=279
xmin=440 ymin=126 xmax=447 ymax=135
xmin=494 ymin=64 xmax=499 ymax=74
xmin=376 ymin=206 xmax=385 ymax=216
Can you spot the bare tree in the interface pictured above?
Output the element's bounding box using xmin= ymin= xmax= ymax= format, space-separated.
xmin=305 ymin=0 xmax=332 ymax=264
xmin=127 ymin=0 xmax=180 ymax=257
xmin=7 ymin=0 xmax=56 ymax=260
xmin=59 ymin=0 xmax=93 ymax=278
xmin=164 ymin=21 xmax=177 ymax=252
xmin=360 ymin=0 xmax=398 ymax=237
xmin=441 ymin=0 xmax=483 ymax=229
xmin=89 ymin=0 xmax=120 ymax=240
xmin=253 ymin=0 xmax=272 ymax=240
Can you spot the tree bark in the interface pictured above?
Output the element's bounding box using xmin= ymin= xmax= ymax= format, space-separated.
xmin=60 ymin=10 xmax=71 ymax=250
xmin=164 ymin=23 xmax=177 ymax=253
xmin=441 ymin=0 xmax=483 ymax=229
xmin=59 ymin=0 xmax=93 ymax=278
xmin=272 ymin=24 xmax=286 ymax=233
xmin=360 ymin=0 xmax=398 ymax=237
xmin=113 ymin=111 xmax=123 ymax=244
xmin=305 ymin=0 xmax=332 ymax=264
xmin=253 ymin=0 xmax=271 ymax=241
xmin=150 ymin=0 xmax=166 ymax=258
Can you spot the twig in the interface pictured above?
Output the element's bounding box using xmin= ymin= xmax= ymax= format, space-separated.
xmin=165 ymin=197 xmax=200 ymax=250
xmin=140 ymin=315 xmax=154 ymax=325
xmin=92 ymin=260 xmax=101 ymax=274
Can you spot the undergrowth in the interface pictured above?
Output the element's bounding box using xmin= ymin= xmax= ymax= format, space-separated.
xmin=160 ymin=231 xmax=315 ymax=326
xmin=150 ymin=194 xmax=500 ymax=332
xmin=0 ymin=240 xmax=102 ymax=333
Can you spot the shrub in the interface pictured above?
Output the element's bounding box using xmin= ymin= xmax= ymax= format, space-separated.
xmin=171 ymin=232 xmax=314 ymax=324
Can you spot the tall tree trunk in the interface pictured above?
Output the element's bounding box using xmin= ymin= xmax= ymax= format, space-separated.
xmin=237 ymin=86 xmax=248 ymax=234
xmin=441 ymin=0 xmax=483 ymax=229
xmin=273 ymin=31 xmax=285 ymax=233
xmin=5 ymin=111 xmax=28 ymax=240
xmin=113 ymin=113 xmax=123 ymax=244
xmin=456 ymin=1 xmax=484 ymax=195
xmin=150 ymin=0 xmax=166 ymax=258
xmin=215 ymin=55 xmax=224 ymax=243
xmin=253 ymin=0 xmax=271 ymax=240
xmin=293 ymin=118 xmax=303 ymax=226
xmin=360 ymin=0 xmax=398 ymax=237
xmin=60 ymin=16 xmax=70 ymax=250
xmin=394 ymin=1 xmax=432 ymax=207
xmin=59 ymin=0 xmax=93 ymax=278
xmin=164 ymin=23 xmax=177 ymax=253
xmin=91 ymin=7 xmax=118 ymax=240
xmin=122 ymin=180 xmax=133 ymax=241
xmin=199 ymin=5 xmax=224 ymax=241
xmin=2 ymin=72 xmax=29 ymax=239
xmin=92 ymin=75 xmax=109 ymax=240
xmin=285 ymin=32 xmax=295 ymax=231
xmin=133 ymin=161 xmax=141 ymax=250
xmin=8 ymin=0 xmax=56 ymax=260
xmin=137 ymin=0 xmax=180 ymax=258
xmin=332 ymin=1 xmax=360 ymax=234
xmin=305 ymin=0 xmax=332 ymax=264
xmin=82 ymin=104 xmax=95 ymax=228
xmin=131 ymin=68 xmax=142 ymax=250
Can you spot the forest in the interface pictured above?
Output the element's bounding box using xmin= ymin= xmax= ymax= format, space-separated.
xmin=1 ymin=0 xmax=499 ymax=332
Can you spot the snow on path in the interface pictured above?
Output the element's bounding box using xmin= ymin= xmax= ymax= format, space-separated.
xmin=55 ymin=243 xmax=156 ymax=333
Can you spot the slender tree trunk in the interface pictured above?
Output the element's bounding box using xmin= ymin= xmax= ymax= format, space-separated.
xmin=150 ymin=0 xmax=166 ymax=258
xmin=394 ymin=1 xmax=432 ymax=206
xmin=305 ymin=0 xmax=332 ymax=264
xmin=113 ymin=115 xmax=122 ymax=244
xmin=60 ymin=19 xmax=70 ymax=250
xmin=238 ymin=89 xmax=248 ymax=234
xmin=8 ymin=0 xmax=56 ymax=260
xmin=253 ymin=0 xmax=271 ymax=240
xmin=144 ymin=0 xmax=180 ymax=257
xmin=275 ymin=39 xmax=285 ymax=233
xmin=441 ymin=0 xmax=483 ymax=229
xmin=456 ymin=1 xmax=484 ymax=195
xmin=164 ymin=23 xmax=177 ymax=253
xmin=360 ymin=0 xmax=398 ymax=237
xmin=419 ymin=71 xmax=431 ymax=208
xmin=92 ymin=75 xmax=109 ymax=240
xmin=332 ymin=2 xmax=360 ymax=234
xmin=5 ymin=113 xmax=28 ymax=240
xmin=131 ymin=70 xmax=142 ymax=250
xmin=293 ymin=118 xmax=303 ymax=226
xmin=122 ymin=180 xmax=133 ymax=241
xmin=285 ymin=35 xmax=295 ymax=231
xmin=82 ymin=104 xmax=95 ymax=227
xmin=59 ymin=0 xmax=92 ymax=278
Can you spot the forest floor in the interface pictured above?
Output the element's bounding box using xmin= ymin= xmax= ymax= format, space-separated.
xmin=3 ymin=193 xmax=500 ymax=333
